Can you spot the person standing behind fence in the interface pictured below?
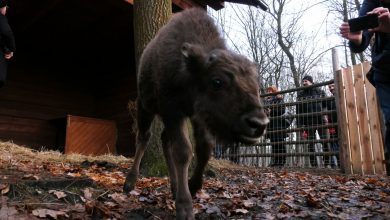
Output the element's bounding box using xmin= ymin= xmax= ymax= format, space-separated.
xmin=340 ymin=0 xmax=390 ymax=176
xmin=296 ymin=75 xmax=329 ymax=167
xmin=327 ymin=83 xmax=339 ymax=168
xmin=264 ymin=86 xmax=288 ymax=167
xmin=0 ymin=0 xmax=15 ymax=88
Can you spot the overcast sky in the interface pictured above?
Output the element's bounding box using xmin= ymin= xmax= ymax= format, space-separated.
xmin=209 ymin=1 xmax=344 ymax=80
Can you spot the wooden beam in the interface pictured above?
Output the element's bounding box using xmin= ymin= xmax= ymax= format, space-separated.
xmin=192 ymin=0 xmax=224 ymax=10
xmin=125 ymin=0 xmax=224 ymax=10
xmin=173 ymin=0 xmax=203 ymax=9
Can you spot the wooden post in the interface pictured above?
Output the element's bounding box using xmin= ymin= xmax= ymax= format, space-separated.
xmin=333 ymin=47 xmax=351 ymax=173
xmin=332 ymin=47 xmax=341 ymax=72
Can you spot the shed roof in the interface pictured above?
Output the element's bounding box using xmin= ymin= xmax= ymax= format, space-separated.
xmin=125 ymin=0 xmax=267 ymax=11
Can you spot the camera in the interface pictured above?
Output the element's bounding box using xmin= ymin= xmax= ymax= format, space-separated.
xmin=348 ymin=14 xmax=379 ymax=32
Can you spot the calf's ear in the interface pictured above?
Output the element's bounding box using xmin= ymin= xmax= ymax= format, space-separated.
xmin=181 ymin=42 xmax=206 ymax=73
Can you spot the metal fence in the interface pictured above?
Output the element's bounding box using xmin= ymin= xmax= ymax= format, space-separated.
xmin=214 ymin=80 xmax=340 ymax=169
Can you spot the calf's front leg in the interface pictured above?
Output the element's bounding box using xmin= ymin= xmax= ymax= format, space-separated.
xmin=189 ymin=120 xmax=213 ymax=196
xmin=162 ymin=119 xmax=194 ymax=220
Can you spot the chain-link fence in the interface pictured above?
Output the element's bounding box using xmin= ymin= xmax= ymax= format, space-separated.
xmin=214 ymin=80 xmax=340 ymax=169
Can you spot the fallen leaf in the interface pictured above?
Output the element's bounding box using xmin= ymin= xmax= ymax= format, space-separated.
xmin=83 ymin=188 xmax=93 ymax=200
xmin=0 ymin=184 xmax=10 ymax=195
xmin=32 ymin=208 xmax=68 ymax=219
xmin=104 ymin=201 xmax=117 ymax=208
xmin=49 ymin=190 xmax=67 ymax=199
xmin=0 ymin=206 xmax=18 ymax=219
xmin=67 ymin=172 xmax=81 ymax=177
xmin=221 ymin=191 xmax=232 ymax=199
xmin=108 ymin=193 xmax=128 ymax=204
xmin=306 ymin=194 xmax=321 ymax=208
xmin=234 ymin=208 xmax=249 ymax=214
xmin=129 ymin=189 xmax=140 ymax=196
xmin=243 ymin=199 xmax=255 ymax=208
xmin=206 ymin=205 xmax=221 ymax=214
xmin=196 ymin=190 xmax=210 ymax=200
xmin=22 ymin=174 xmax=39 ymax=180
xmin=72 ymin=204 xmax=85 ymax=213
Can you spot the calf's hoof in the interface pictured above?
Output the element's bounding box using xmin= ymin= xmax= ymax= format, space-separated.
xmin=123 ymin=173 xmax=137 ymax=193
xmin=188 ymin=178 xmax=202 ymax=197
xmin=176 ymin=203 xmax=195 ymax=220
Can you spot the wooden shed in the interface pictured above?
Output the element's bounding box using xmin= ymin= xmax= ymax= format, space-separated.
xmin=0 ymin=0 xmax=266 ymax=156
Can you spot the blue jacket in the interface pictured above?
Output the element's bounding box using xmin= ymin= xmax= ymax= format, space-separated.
xmin=349 ymin=0 xmax=390 ymax=75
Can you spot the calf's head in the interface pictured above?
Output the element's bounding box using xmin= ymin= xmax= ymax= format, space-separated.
xmin=182 ymin=43 xmax=269 ymax=144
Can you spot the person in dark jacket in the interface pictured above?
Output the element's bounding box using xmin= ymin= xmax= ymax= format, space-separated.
xmin=264 ymin=86 xmax=288 ymax=167
xmin=340 ymin=0 xmax=390 ymax=175
xmin=0 ymin=0 xmax=15 ymax=88
xmin=296 ymin=75 xmax=329 ymax=167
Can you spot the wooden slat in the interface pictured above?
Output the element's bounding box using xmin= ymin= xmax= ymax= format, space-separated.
xmin=65 ymin=115 xmax=117 ymax=156
xmin=344 ymin=66 xmax=363 ymax=174
xmin=0 ymin=115 xmax=57 ymax=149
xmin=353 ymin=63 xmax=374 ymax=174
xmin=363 ymin=62 xmax=386 ymax=174
xmin=335 ymin=68 xmax=352 ymax=173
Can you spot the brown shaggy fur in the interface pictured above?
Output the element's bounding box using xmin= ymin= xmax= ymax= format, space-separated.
xmin=124 ymin=8 xmax=268 ymax=219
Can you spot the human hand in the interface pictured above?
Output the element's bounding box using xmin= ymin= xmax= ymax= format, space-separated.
xmin=265 ymin=108 xmax=271 ymax=116
xmin=339 ymin=22 xmax=363 ymax=45
xmin=4 ymin=52 xmax=13 ymax=59
xmin=368 ymin=7 xmax=390 ymax=33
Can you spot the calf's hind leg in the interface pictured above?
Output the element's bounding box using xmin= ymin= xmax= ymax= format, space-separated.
xmin=123 ymin=100 xmax=154 ymax=192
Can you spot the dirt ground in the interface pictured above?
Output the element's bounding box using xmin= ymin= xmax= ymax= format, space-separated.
xmin=1 ymin=141 xmax=390 ymax=219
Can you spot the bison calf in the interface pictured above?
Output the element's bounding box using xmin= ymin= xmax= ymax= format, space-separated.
xmin=124 ymin=7 xmax=268 ymax=219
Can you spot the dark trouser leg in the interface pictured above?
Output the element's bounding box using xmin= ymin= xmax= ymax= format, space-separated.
xmin=271 ymin=138 xmax=285 ymax=166
xmin=330 ymin=133 xmax=339 ymax=167
xmin=0 ymin=59 xmax=7 ymax=88
xmin=308 ymin=144 xmax=317 ymax=167
xmin=375 ymin=79 xmax=390 ymax=175
xmin=385 ymin=126 xmax=390 ymax=175
xmin=318 ymin=126 xmax=331 ymax=166
xmin=307 ymin=129 xmax=317 ymax=167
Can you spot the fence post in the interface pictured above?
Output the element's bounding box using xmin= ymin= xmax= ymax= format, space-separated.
xmin=332 ymin=47 xmax=340 ymax=72
xmin=333 ymin=48 xmax=351 ymax=173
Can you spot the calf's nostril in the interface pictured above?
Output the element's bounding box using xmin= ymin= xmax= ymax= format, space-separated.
xmin=245 ymin=117 xmax=262 ymax=129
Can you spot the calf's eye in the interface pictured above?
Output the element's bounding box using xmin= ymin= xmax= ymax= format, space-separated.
xmin=211 ymin=78 xmax=224 ymax=90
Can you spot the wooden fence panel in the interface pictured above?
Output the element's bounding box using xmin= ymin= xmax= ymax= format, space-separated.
xmin=343 ymin=66 xmax=363 ymax=174
xmin=335 ymin=68 xmax=352 ymax=173
xmin=336 ymin=62 xmax=385 ymax=175
xmin=363 ymin=63 xmax=385 ymax=174
xmin=353 ymin=64 xmax=374 ymax=174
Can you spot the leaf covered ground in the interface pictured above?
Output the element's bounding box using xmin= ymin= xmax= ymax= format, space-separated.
xmin=0 ymin=142 xmax=390 ymax=219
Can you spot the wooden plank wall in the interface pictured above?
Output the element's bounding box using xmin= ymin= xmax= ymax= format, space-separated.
xmin=0 ymin=67 xmax=96 ymax=149
xmin=335 ymin=62 xmax=385 ymax=175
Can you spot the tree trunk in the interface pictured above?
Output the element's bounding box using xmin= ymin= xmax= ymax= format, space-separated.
xmin=133 ymin=0 xmax=172 ymax=176
xmin=134 ymin=0 xmax=171 ymax=67
xmin=274 ymin=0 xmax=300 ymax=88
